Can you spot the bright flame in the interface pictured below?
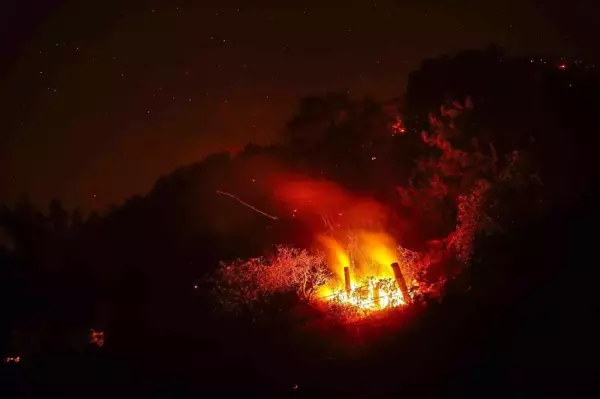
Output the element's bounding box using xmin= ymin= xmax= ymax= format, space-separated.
xmin=318 ymin=235 xmax=349 ymax=277
xmin=316 ymin=231 xmax=409 ymax=316
xmin=356 ymin=231 xmax=397 ymax=279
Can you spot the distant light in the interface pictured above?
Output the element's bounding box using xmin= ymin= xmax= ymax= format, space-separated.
xmin=89 ymin=330 xmax=104 ymax=347
xmin=371 ymin=156 xmax=377 ymax=160
xmin=558 ymin=63 xmax=567 ymax=70
xmin=193 ymin=284 xmax=198 ymax=289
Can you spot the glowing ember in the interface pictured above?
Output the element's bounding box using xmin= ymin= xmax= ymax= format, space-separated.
xmin=326 ymin=276 xmax=405 ymax=311
xmin=89 ymin=329 xmax=105 ymax=347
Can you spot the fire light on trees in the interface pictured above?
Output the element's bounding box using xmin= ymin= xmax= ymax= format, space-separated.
xmin=213 ymin=233 xmax=425 ymax=320
xmin=212 ymin=96 xmax=534 ymax=323
xmin=213 ymin=246 xmax=333 ymax=311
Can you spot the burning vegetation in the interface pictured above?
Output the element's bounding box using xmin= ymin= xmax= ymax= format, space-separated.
xmin=213 ymin=243 xmax=407 ymax=321
xmin=213 ymin=227 xmax=439 ymax=322
xmin=313 ymin=232 xmax=417 ymax=319
xmin=213 ymin=174 xmax=431 ymax=320
xmin=212 ymin=95 xmax=538 ymax=324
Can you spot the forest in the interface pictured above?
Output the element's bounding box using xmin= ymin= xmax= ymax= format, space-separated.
xmin=1 ymin=47 xmax=598 ymax=396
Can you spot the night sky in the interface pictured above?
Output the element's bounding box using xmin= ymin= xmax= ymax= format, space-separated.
xmin=1 ymin=0 xmax=595 ymax=211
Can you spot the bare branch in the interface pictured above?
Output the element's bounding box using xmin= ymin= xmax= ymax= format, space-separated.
xmin=216 ymin=190 xmax=278 ymax=220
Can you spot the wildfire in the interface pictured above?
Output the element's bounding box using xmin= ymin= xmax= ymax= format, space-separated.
xmin=326 ymin=276 xmax=405 ymax=311
xmin=316 ymin=231 xmax=412 ymax=316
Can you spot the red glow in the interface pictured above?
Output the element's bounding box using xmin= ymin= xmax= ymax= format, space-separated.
xmin=89 ymin=329 xmax=105 ymax=347
xmin=270 ymin=174 xmax=390 ymax=231
xmin=391 ymin=116 xmax=406 ymax=135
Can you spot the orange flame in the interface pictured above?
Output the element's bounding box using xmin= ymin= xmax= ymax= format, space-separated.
xmin=316 ymin=230 xmax=408 ymax=315
xmin=269 ymin=174 xmax=412 ymax=317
